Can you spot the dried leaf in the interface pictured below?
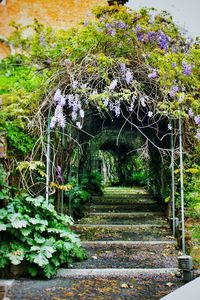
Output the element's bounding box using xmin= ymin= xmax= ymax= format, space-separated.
xmin=166 ymin=282 xmax=173 ymax=287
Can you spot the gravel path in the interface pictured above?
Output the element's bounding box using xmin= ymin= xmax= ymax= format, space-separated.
xmin=7 ymin=274 xmax=185 ymax=300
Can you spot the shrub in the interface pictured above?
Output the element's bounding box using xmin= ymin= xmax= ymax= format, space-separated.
xmin=0 ymin=193 xmax=86 ymax=278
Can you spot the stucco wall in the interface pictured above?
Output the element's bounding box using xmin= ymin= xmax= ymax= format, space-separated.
xmin=0 ymin=0 xmax=106 ymax=57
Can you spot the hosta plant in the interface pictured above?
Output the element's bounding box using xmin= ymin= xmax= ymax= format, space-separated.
xmin=0 ymin=193 xmax=86 ymax=278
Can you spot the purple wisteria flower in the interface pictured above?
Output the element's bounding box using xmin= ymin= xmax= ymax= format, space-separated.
xmin=135 ymin=24 xmax=140 ymax=31
xmin=68 ymin=94 xmax=74 ymax=107
xmin=51 ymin=104 xmax=66 ymax=129
xmin=57 ymin=166 xmax=64 ymax=183
xmin=59 ymin=95 xmax=66 ymax=107
xmin=109 ymin=79 xmax=118 ymax=91
xmin=72 ymin=111 xmax=77 ymax=121
xmin=169 ymin=85 xmax=179 ymax=98
xmin=157 ymin=30 xmax=171 ymax=52
xmin=107 ymin=29 xmax=116 ymax=36
xmin=136 ymin=31 xmax=144 ymax=42
xmin=105 ymin=23 xmax=111 ymax=30
xmin=114 ymin=103 xmax=120 ymax=117
xmin=194 ymin=116 xmax=200 ymax=125
xmin=125 ymin=70 xmax=133 ymax=84
xmin=72 ymin=81 xmax=78 ymax=89
xmin=119 ymin=63 xmax=126 ymax=74
xmin=84 ymin=20 xmax=89 ymax=26
xmin=103 ymin=98 xmax=109 ymax=107
xmin=172 ymin=62 xmax=177 ymax=68
xmin=53 ymin=89 xmax=62 ymax=104
xmin=118 ymin=21 xmax=127 ymax=29
xmin=147 ymin=31 xmax=156 ymax=43
xmin=196 ymin=130 xmax=200 ymax=140
xmin=39 ymin=34 xmax=45 ymax=47
xmin=182 ymin=61 xmax=192 ymax=76
xmin=188 ymin=108 xmax=194 ymax=118
xmin=148 ymin=70 xmax=157 ymax=79
xmin=50 ymin=116 xmax=57 ymax=129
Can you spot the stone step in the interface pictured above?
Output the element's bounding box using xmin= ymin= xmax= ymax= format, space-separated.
xmin=69 ymin=243 xmax=178 ymax=269
xmin=73 ymin=224 xmax=173 ymax=242
xmin=77 ymin=214 xmax=167 ymax=225
xmin=82 ymin=241 xmax=176 ymax=246
xmin=88 ymin=203 xmax=163 ymax=213
xmin=7 ymin=272 xmax=183 ymax=300
xmin=88 ymin=212 xmax=164 ymax=217
xmin=104 ymin=187 xmax=149 ymax=193
xmin=57 ymin=268 xmax=179 ymax=277
xmin=91 ymin=197 xmax=156 ymax=205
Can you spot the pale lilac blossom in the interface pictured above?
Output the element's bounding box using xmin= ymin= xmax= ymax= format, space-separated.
xmin=72 ymin=111 xmax=77 ymax=121
xmin=188 ymin=108 xmax=194 ymax=118
xmin=50 ymin=116 xmax=57 ymax=129
xmin=182 ymin=61 xmax=192 ymax=76
xmin=114 ymin=103 xmax=120 ymax=117
xmin=72 ymin=81 xmax=78 ymax=89
xmin=125 ymin=70 xmax=133 ymax=84
xmin=103 ymin=98 xmax=109 ymax=107
xmin=119 ymin=63 xmax=126 ymax=74
xmin=59 ymin=95 xmax=66 ymax=107
xmin=53 ymin=89 xmax=62 ymax=104
xmin=109 ymin=79 xmax=118 ymax=91
xmin=194 ymin=116 xmax=200 ymax=125
xmin=196 ymin=130 xmax=200 ymax=140
xmin=169 ymin=85 xmax=179 ymax=98
xmin=148 ymin=70 xmax=157 ymax=79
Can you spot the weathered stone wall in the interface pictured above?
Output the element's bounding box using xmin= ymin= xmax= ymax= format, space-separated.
xmin=0 ymin=0 xmax=106 ymax=57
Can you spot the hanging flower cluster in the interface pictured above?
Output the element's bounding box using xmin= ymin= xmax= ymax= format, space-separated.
xmin=188 ymin=108 xmax=200 ymax=140
xmin=136 ymin=26 xmax=171 ymax=52
xmin=50 ymin=89 xmax=66 ymax=129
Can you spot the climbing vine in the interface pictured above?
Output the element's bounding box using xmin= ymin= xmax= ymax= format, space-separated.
xmin=0 ymin=2 xmax=199 ymax=277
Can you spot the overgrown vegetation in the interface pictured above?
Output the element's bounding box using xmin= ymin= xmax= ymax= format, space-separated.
xmin=0 ymin=179 xmax=86 ymax=278
xmin=0 ymin=2 xmax=200 ymax=274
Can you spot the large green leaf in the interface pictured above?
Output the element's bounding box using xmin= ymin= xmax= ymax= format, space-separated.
xmin=9 ymin=213 xmax=28 ymax=228
xmin=8 ymin=251 xmax=24 ymax=265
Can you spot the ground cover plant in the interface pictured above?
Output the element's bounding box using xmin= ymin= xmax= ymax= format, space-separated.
xmin=0 ymin=170 xmax=86 ymax=278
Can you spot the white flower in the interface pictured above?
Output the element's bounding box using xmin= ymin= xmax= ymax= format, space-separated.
xmin=148 ymin=111 xmax=153 ymax=118
xmin=80 ymin=109 xmax=85 ymax=118
xmin=140 ymin=96 xmax=146 ymax=107
xmin=76 ymin=121 xmax=82 ymax=129
xmin=109 ymin=79 xmax=118 ymax=91
xmin=168 ymin=124 xmax=172 ymax=131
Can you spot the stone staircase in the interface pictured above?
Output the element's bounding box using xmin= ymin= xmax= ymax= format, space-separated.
xmin=7 ymin=187 xmax=184 ymax=300
xmin=61 ymin=186 xmax=179 ymax=275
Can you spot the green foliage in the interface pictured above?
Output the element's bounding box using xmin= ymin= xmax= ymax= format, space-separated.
xmin=66 ymin=171 xmax=103 ymax=218
xmin=5 ymin=122 xmax=35 ymax=157
xmin=0 ymin=193 xmax=86 ymax=278
xmin=0 ymin=164 xmax=15 ymax=202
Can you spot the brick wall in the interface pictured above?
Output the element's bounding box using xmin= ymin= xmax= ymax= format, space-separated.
xmin=0 ymin=0 xmax=106 ymax=57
